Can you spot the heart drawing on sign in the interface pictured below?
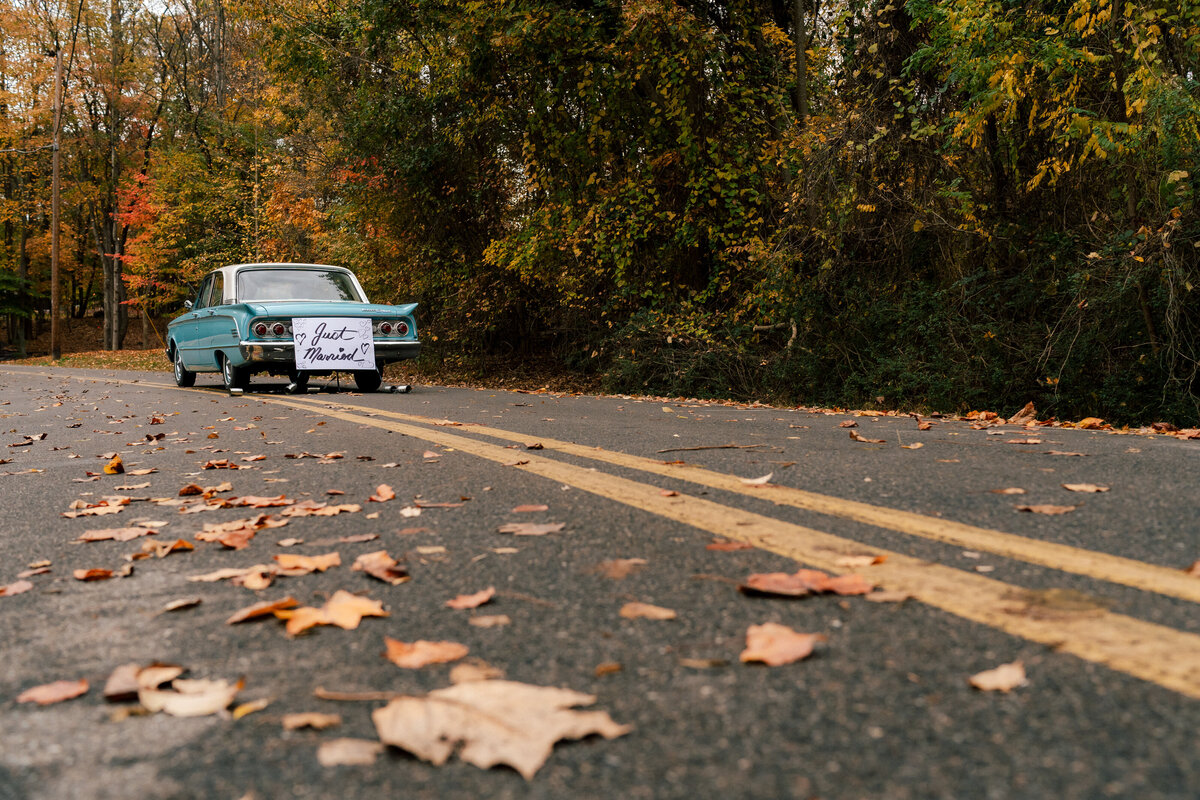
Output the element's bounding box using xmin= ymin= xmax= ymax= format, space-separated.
xmin=294 ymin=331 xmax=307 ymax=348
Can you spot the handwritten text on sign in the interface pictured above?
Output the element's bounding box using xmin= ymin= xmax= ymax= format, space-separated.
xmin=292 ymin=317 xmax=376 ymax=371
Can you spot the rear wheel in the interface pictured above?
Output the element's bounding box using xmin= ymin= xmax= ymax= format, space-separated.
xmin=221 ymin=355 xmax=250 ymax=391
xmin=172 ymin=347 xmax=196 ymax=388
xmin=353 ymin=368 xmax=383 ymax=393
xmin=287 ymin=369 xmax=310 ymax=392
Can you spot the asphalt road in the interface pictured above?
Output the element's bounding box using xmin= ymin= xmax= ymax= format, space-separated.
xmin=1 ymin=365 xmax=1197 ymax=800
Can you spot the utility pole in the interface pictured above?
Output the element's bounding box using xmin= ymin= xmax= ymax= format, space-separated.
xmin=50 ymin=48 xmax=63 ymax=360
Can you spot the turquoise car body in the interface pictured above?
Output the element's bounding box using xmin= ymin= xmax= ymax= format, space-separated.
xmin=166 ymin=262 xmax=420 ymax=392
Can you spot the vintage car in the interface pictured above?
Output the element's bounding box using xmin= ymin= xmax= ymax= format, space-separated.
xmin=166 ymin=263 xmax=419 ymax=392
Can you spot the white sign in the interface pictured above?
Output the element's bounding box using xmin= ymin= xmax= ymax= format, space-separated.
xmin=292 ymin=317 xmax=376 ymax=371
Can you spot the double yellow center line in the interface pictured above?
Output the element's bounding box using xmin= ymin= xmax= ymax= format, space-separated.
xmin=272 ymin=395 xmax=1200 ymax=700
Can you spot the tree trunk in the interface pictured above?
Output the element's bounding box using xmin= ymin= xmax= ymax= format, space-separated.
xmin=791 ymin=0 xmax=810 ymax=127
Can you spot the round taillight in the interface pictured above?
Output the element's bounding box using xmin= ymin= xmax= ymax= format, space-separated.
xmin=379 ymin=321 xmax=393 ymax=335
xmin=397 ymin=321 xmax=409 ymax=336
xmin=254 ymin=322 xmax=268 ymax=337
xmin=272 ymin=322 xmax=286 ymax=336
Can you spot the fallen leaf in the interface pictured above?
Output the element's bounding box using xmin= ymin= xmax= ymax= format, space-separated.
xmin=1015 ymin=504 xmax=1078 ymax=515
xmin=139 ymin=677 xmax=244 ymax=717
xmin=468 ymin=614 xmax=511 ymax=629
xmin=276 ymin=590 xmax=388 ymax=635
xmin=1045 ymin=450 xmax=1086 ymax=457
xmin=1184 ymin=560 xmax=1200 ymax=577
xmin=706 ymin=541 xmax=753 ymax=552
xmin=990 ymin=488 xmax=1027 ymax=495
xmin=103 ymin=663 xmax=142 ymax=702
xmin=741 ymin=569 xmax=875 ymax=597
xmin=834 ymin=554 xmax=887 ymax=568
xmin=282 ymin=712 xmax=342 ymax=731
xmin=0 ymin=580 xmax=34 ymax=598
xmin=619 ymin=602 xmax=676 ymax=620
xmin=273 ymin=552 xmax=341 ymax=575
xmin=450 ymin=660 xmax=506 ymax=683
xmin=226 ymin=597 xmax=300 ymax=624
xmin=372 ymin=680 xmax=630 ymax=779
xmin=77 ymin=526 xmax=158 ymax=543
xmin=423 ymin=450 xmax=441 ymax=459
xmin=659 ymin=489 xmax=680 ymax=497
xmin=161 ymin=597 xmax=202 ymax=613
xmin=369 ymin=484 xmax=396 ymax=503
xmin=497 ymin=522 xmax=566 ymax=536
xmin=838 ymin=421 xmax=858 ymax=428
xmin=446 ymin=587 xmax=496 ymax=610
xmin=351 ymin=550 xmax=410 ymax=585
xmin=969 ymin=661 xmax=1027 ymax=692
xmin=740 ymin=472 xmax=773 ymax=486
xmin=103 ymin=455 xmax=125 ymax=475
xmin=512 ymin=504 xmax=549 ymax=513
xmin=679 ymin=658 xmax=728 ymax=669
xmin=1076 ymin=417 xmax=1106 ymax=430
xmin=144 ymin=539 xmax=194 ymax=558
xmin=849 ymin=431 xmax=886 ymax=444
xmin=399 ymin=506 xmax=422 ymax=517
xmin=232 ymin=698 xmax=270 ymax=719
xmin=1006 ymin=438 xmax=1043 ymax=445
xmin=317 ymin=738 xmax=385 ymax=767
xmin=384 ymin=637 xmax=469 ymax=668
xmin=594 ymin=558 xmax=647 ymax=579
xmin=17 ymin=678 xmax=89 ymax=705
xmin=73 ymin=568 xmax=114 ymax=582
xmin=1007 ymin=402 xmax=1037 ymax=425
xmin=739 ymin=623 xmax=826 ymax=666
xmin=593 ymin=662 xmax=622 ymax=677
xmin=900 ymin=442 xmax=924 ymax=449
xmin=16 ymin=567 xmax=50 ymax=578
xmin=1062 ymin=483 xmax=1110 ymax=493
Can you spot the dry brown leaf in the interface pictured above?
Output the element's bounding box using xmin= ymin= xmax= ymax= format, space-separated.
xmin=1015 ymin=504 xmax=1079 ymax=515
xmin=103 ymin=663 xmax=142 ymax=702
xmin=512 ymin=504 xmax=549 ymax=513
xmin=369 ymin=484 xmax=396 ymax=503
xmin=468 ymin=614 xmax=511 ymax=629
xmin=740 ymin=472 xmax=773 ymax=486
xmin=161 ymin=597 xmax=202 ymax=613
xmin=0 ymin=580 xmax=34 ymax=598
xmin=838 ymin=421 xmax=858 ymax=428
xmin=226 ymin=597 xmax=299 ymax=624
xmin=1006 ymin=438 xmax=1043 ymax=445
xmin=1007 ymin=401 xmax=1038 ymax=425
xmin=659 ymin=489 xmax=680 ymax=497
xmin=900 ymin=442 xmax=924 ymax=450
xmin=103 ymin=455 xmax=125 ymax=475
xmin=969 ymin=661 xmax=1027 ymax=692
xmin=1045 ymin=450 xmax=1087 ymax=457
xmin=73 ymin=568 xmax=114 ymax=582
xmin=497 ymin=522 xmax=566 ymax=536
xmin=139 ymin=677 xmax=244 ymax=717
xmin=594 ymin=558 xmax=647 ymax=580
xmin=990 ymin=487 xmax=1027 ymax=495
xmin=917 ymin=421 xmax=934 ymax=431
xmin=136 ymin=664 xmax=185 ymax=690
xmin=317 ymin=738 xmax=385 ymax=767
xmin=446 ymin=587 xmax=496 ymax=610
xmin=17 ymin=678 xmax=89 ymax=705
xmin=282 ymin=712 xmax=342 ymax=731
xmin=144 ymin=538 xmax=194 ymax=558
xmin=16 ymin=567 xmax=50 ymax=578
xmin=1184 ymin=560 xmax=1200 ymax=577
xmin=351 ymin=550 xmax=410 ymax=585
xmin=449 ymin=659 xmax=506 ymax=684
xmin=273 ymin=552 xmax=341 ymax=575
xmin=679 ymin=658 xmax=728 ymax=669
xmin=372 ymin=680 xmax=630 ymax=779
xmin=619 ymin=602 xmax=676 ymax=620
xmin=1076 ymin=417 xmax=1106 ymax=429
xmin=232 ymin=698 xmax=270 ymax=719
xmin=741 ymin=569 xmax=874 ymax=597
xmin=706 ymin=541 xmax=754 ymax=552
xmin=277 ymin=590 xmax=388 ymax=635
xmin=824 ymin=574 xmax=875 ymax=595
xmin=422 ymin=450 xmax=441 ymax=459
xmin=739 ymin=623 xmax=826 ymax=667
xmin=849 ymin=430 xmax=886 ymax=444
xmin=384 ymin=637 xmax=469 ymax=668
xmin=1062 ymin=483 xmax=1110 ymax=493
xmin=834 ymin=554 xmax=887 ymax=568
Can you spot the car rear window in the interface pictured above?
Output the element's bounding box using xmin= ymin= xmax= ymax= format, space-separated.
xmin=237 ymin=269 xmax=363 ymax=302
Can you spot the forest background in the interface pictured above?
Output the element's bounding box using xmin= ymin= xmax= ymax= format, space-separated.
xmin=0 ymin=0 xmax=1197 ymax=424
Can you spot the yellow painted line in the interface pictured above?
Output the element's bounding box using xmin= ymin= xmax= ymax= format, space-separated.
xmin=284 ymin=396 xmax=1200 ymax=606
xmin=7 ymin=369 xmax=1200 ymax=697
xmin=259 ymin=396 xmax=1200 ymax=699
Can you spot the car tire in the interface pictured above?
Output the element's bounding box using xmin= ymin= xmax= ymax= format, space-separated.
xmin=221 ymin=355 xmax=250 ymax=391
xmin=353 ymin=369 xmax=383 ymax=393
xmin=173 ymin=346 xmax=196 ymax=388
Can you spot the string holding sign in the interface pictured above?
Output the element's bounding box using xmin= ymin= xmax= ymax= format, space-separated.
xmin=292 ymin=318 xmax=376 ymax=371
